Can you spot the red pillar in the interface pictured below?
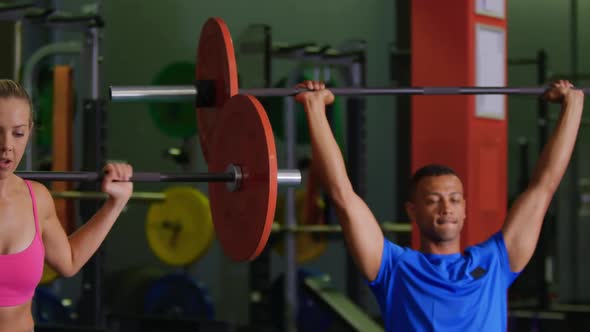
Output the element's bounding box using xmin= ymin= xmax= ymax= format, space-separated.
xmin=411 ymin=0 xmax=507 ymax=251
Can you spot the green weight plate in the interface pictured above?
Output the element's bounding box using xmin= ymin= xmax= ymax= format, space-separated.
xmin=149 ymin=62 xmax=198 ymax=138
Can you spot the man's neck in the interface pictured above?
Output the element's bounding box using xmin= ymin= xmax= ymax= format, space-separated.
xmin=420 ymin=238 xmax=461 ymax=255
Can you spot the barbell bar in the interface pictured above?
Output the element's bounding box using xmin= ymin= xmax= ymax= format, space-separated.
xmin=51 ymin=190 xmax=167 ymax=201
xmin=110 ymin=85 xmax=589 ymax=104
xmin=16 ymin=166 xmax=301 ymax=191
xmin=270 ymin=222 xmax=412 ymax=234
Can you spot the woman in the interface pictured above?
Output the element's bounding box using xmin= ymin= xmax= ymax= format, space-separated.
xmin=0 ymin=79 xmax=133 ymax=332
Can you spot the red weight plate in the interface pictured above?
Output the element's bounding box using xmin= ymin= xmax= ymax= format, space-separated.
xmin=196 ymin=17 xmax=239 ymax=162
xmin=208 ymin=95 xmax=277 ymax=261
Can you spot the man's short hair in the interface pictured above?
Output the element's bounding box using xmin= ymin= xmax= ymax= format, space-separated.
xmin=408 ymin=164 xmax=458 ymax=201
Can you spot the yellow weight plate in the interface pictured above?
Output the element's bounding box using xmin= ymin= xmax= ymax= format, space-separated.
xmin=40 ymin=262 xmax=59 ymax=285
xmin=274 ymin=189 xmax=327 ymax=263
xmin=146 ymin=187 xmax=214 ymax=266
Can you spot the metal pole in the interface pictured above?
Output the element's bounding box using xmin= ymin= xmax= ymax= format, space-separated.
xmin=271 ymin=222 xmax=412 ymax=233
xmin=21 ymin=41 xmax=83 ymax=171
xmin=241 ymin=86 xmax=558 ymax=96
xmin=571 ymin=0 xmax=578 ymax=85
xmin=109 ymin=85 xmax=197 ymax=102
xmin=570 ymin=0 xmax=581 ymax=303
xmin=15 ymin=171 xmax=232 ymax=182
xmin=536 ymin=48 xmax=551 ymax=309
xmin=89 ymin=27 xmax=100 ymax=99
xmin=248 ymin=24 xmax=273 ymax=331
xmin=346 ymin=54 xmax=367 ymax=307
xmin=51 ymin=190 xmax=166 ymax=201
xmin=15 ymin=169 xmax=301 ymax=185
xmin=109 ymin=85 xmax=590 ymax=103
xmin=277 ymin=170 xmax=303 ymax=187
xmin=284 ymin=66 xmax=299 ymax=332
xmin=78 ymin=22 xmax=105 ymax=328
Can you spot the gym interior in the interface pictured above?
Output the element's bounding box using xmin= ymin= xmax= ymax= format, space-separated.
xmin=1 ymin=0 xmax=589 ymax=331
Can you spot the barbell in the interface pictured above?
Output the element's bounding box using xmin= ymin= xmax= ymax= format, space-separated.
xmin=109 ymin=17 xmax=589 ymax=119
xmin=17 ymin=167 xmax=301 ymax=189
xmin=105 ymin=17 xmax=583 ymax=262
xmin=111 ymin=85 xmax=587 ymax=102
xmin=51 ymin=190 xmax=166 ymax=201
xmin=20 ymin=108 xmax=301 ymax=263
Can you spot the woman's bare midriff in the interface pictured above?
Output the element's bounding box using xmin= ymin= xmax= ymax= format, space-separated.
xmin=0 ymin=301 xmax=33 ymax=332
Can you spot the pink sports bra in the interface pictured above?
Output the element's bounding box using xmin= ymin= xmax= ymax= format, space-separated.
xmin=0 ymin=180 xmax=45 ymax=306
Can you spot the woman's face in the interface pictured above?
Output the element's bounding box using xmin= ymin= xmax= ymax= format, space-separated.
xmin=0 ymin=97 xmax=32 ymax=178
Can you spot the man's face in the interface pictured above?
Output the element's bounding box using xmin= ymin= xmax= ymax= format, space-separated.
xmin=406 ymin=174 xmax=466 ymax=244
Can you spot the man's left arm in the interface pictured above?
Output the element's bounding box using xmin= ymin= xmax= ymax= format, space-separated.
xmin=502 ymin=81 xmax=584 ymax=272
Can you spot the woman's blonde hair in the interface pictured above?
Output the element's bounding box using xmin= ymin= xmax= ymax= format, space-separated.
xmin=0 ymin=79 xmax=33 ymax=126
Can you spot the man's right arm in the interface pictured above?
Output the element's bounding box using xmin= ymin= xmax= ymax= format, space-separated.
xmin=297 ymin=81 xmax=385 ymax=281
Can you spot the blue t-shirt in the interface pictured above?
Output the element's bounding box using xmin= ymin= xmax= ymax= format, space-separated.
xmin=368 ymin=232 xmax=520 ymax=332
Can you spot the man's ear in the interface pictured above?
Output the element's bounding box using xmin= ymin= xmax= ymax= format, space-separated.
xmin=405 ymin=201 xmax=416 ymax=222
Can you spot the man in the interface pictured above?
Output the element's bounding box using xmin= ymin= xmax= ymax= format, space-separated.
xmin=294 ymin=80 xmax=584 ymax=331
